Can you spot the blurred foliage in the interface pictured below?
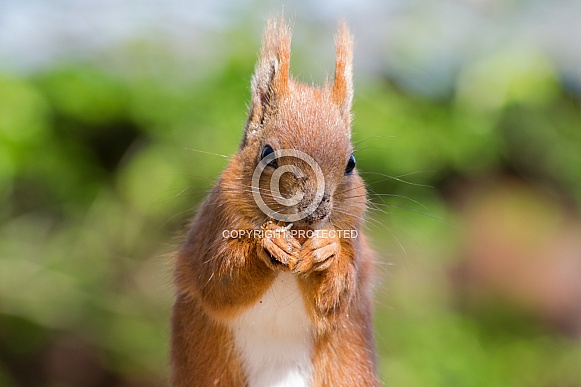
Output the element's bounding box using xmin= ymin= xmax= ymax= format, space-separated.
xmin=0 ymin=41 xmax=580 ymax=386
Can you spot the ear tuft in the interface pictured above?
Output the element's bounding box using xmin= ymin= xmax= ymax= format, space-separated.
xmin=331 ymin=20 xmax=354 ymax=124
xmin=244 ymin=16 xmax=292 ymax=143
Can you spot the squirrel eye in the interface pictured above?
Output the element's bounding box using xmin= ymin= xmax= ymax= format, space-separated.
xmin=260 ymin=145 xmax=277 ymax=168
xmin=345 ymin=154 xmax=356 ymax=175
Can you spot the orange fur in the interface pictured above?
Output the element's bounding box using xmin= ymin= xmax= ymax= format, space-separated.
xmin=171 ymin=16 xmax=379 ymax=386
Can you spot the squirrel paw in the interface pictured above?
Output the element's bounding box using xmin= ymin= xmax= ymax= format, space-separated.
xmin=294 ymin=231 xmax=340 ymax=274
xmin=260 ymin=221 xmax=301 ymax=270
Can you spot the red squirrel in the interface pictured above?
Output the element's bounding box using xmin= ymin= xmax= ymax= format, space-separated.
xmin=171 ymin=17 xmax=379 ymax=386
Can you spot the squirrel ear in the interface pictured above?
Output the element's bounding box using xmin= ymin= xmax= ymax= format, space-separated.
xmin=243 ymin=17 xmax=292 ymax=144
xmin=331 ymin=20 xmax=354 ymax=125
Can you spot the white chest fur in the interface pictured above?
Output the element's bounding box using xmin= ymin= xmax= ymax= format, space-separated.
xmin=231 ymin=272 xmax=314 ymax=387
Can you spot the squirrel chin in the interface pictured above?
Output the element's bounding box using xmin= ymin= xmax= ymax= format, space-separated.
xmin=291 ymin=218 xmax=329 ymax=232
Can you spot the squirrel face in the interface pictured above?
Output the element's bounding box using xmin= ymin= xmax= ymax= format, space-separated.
xmin=255 ymin=87 xmax=356 ymax=227
xmin=231 ymin=19 xmax=366 ymax=230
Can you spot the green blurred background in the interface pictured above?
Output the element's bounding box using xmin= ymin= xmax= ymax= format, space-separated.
xmin=1 ymin=1 xmax=580 ymax=386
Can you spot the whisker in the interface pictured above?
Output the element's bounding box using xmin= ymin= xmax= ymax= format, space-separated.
xmin=372 ymin=202 xmax=451 ymax=226
xmin=221 ymin=186 xmax=287 ymax=202
xmin=352 ymin=135 xmax=395 ymax=147
xmin=334 ymin=207 xmax=407 ymax=256
xmin=185 ymin=148 xmax=231 ymax=159
xmin=344 ymin=192 xmax=429 ymax=211
xmin=359 ymin=171 xmax=433 ymax=188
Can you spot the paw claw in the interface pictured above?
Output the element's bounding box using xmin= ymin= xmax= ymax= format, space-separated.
xmin=261 ymin=221 xmax=301 ymax=270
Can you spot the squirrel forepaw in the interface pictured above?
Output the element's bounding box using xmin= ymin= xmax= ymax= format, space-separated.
xmin=294 ymin=232 xmax=340 ymax=274
xmin=259 ymin=221 xmax=301 ymax=270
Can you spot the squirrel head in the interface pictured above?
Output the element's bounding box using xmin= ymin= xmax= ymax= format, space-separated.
xmin=232 ymin=17 xmax=366 ymax=230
